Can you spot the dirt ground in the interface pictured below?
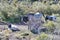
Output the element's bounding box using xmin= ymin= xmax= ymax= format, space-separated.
xmin=0 ymin=23 xmax=60 ymax=40
xmin=0 ymin=25 xmax=36 ymax=40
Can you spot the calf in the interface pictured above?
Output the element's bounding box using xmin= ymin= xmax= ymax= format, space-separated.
xmin=8 ymin=24 xmax=20 ymax=32
xmin=45 ymin=15 xmax=56 ymax=21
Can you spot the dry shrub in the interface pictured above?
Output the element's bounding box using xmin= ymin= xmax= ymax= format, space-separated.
xmin=36 ymin=33 xmax=48 ymax=40
xmin=44 ymin=21 xmax=55 ymax=32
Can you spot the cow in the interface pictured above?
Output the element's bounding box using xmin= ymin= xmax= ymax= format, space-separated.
xmin=45 ymin=15 xmax=56 ymax=22
xmin=8 ymin=24 xmax=20 ymax=32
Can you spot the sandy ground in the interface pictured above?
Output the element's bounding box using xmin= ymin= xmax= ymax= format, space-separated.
xmin=0 ymin=25 xmax=30 ymax=40
xmin=0 ymin=25 xmax=60 ymax=40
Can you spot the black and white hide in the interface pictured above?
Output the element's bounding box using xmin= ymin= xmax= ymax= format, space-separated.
xmin=8 ymin=24 xmax=20 ymax=32
xmin=23 ymin=16 xmax=28 ymax=24
xmin=45 ymin=15 xmax=56 ymax=21
xmin=21 ymin=13 xmax=34 ymax=25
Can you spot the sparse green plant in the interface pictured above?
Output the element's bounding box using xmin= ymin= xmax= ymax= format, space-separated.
xmin=44 ymin=21 xmax=55 ymax=32
xmin=36 ymin=33 xmax=48 ymax=40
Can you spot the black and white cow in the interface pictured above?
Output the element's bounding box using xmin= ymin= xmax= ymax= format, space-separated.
xmin=8 ymin=24 xmax=20 ymax=32
xmin=45 ymin=15 xmax=56 ymax=21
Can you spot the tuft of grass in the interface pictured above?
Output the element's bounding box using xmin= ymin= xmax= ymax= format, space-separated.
xmin=36 ymin=33 xmax=48 ymax=40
